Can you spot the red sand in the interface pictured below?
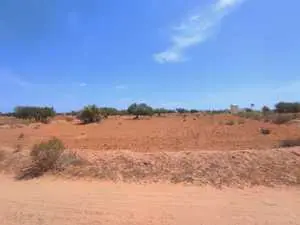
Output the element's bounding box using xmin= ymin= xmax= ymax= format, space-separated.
xmin=1 ymin=114 xmax=300 ymax=152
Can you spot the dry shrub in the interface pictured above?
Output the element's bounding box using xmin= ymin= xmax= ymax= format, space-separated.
xmin=279 ymin=139 xmax=300 ymax=148
xmin=55 ymin=151 xmax=89 ymax=171
xmin=259 ymin=128 xmax=271 ymax=135
xmin=267 ymin=114 xmax=295 ymax=124
xmin=16 ymin=137 xmax=65 ymax=180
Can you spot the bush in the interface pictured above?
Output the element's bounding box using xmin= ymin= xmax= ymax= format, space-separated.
xmin=99 ymin=107 xmax=119 ymax=117
xmin=279 ymin=139 xmax=300 ymax=148
xmin=17 ymin=138 xmax=65 ymax=180
xmin=176 ymin=108 xmax=189 ymax=114
xmin=262 ymin=106 xmax=271 ymax=115
xmin=14 ymin=106 xmax=56 ymax=123
xmin=127 ymin=103 xmax=153 ymax=118
xmin=275 ymin=102 xmax=300 ymax=113
xmin=77 ymin=105 xmax=101 ymax=124
xmin=153 ymin=108 xmax=169 ymax=116
xmin=190 ymin=109 xmax=199 ymax=114
xmin=267 ymin=114 xmax=294 ymax=125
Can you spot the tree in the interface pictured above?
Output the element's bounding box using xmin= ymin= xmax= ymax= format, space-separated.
xmin=262 ymin=106 xmax=271 ymax=115
xmin=127 ymin=103 xmax=153 ymax=119
xmin=275 ymin=102 xmax=300 ymax=113
xmin=77 ymin=105 xmax=101 ymax=124
xmin=176 ymin=108 xmax=189 ymax=114
xmin=190 ymin=109 xmax=199 ymax=114
xmin=99 ymin=107 xmax=119 ymax=117
xmin=14 ymin=106 xmax=56 ymax=123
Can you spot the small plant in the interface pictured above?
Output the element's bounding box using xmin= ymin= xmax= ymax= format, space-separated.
xmin=279 ymin=139 xmax=300 ymax=148
xmin=17 ymin=138 xmax=65 ymax=180
xmin=78 ymin=105 xmax=101 ymax=124
xmin=18 ymin=133 xmax=25 ymax=139
xmin=259 ymin=128 xmax=271 ymax=135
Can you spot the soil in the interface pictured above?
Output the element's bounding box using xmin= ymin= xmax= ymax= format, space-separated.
xmin=0 ymin=176 xmax=299 ymax=225
xmin=0 ymin=114 xmax=300 ymax=152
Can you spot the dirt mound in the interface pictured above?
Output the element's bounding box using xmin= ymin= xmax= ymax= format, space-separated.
xmin=58 ymin=149 xmax=300 ymax=187
xmin=1 ymin=147 xmax=300 ymax=187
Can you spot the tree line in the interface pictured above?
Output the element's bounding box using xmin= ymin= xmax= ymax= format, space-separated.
xmin=0 ymin=101 xmax=299 ymax=124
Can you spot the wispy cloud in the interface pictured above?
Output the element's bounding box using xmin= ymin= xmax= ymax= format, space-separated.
xmin=153 ymin=0 xmax=245 ymax=63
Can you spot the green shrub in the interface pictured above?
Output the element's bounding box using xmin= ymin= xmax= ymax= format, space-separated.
xmin=262 ymin=106 xmax=271 ymax=115
xmin=78 ymin=105 xmax=101 ymax=124
xmin=190 ymin=109 xmax=199 ymax=114
xmin=127 ymin=103 xmax=153 ymax=118
xmin=99 ymin=107 xmax=119 ymax=117
xmin=14 ymin=106 xmax=56 ymax=123
xmin=275 ymin=102 xmax=300 ymax=113
xmin=17 ymin=138 xmax=65 ymax=180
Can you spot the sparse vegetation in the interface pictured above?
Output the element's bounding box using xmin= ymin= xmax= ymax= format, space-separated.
xmin=262 ymin=106 xmax=271 ymax=115
xmin=176 ymin=108 xmax=189 ymax=114
xmin=275 ymin=102 xmax=300 ymax=113
xmin=17 ymin=138 xmax=65 ymax=180
xmin=77 ymin=105 xmax=101 ymax=124
xmin=14 ymin=106 xmax=56 ymax=123
xmin=127 ymin=103 xmax=154 ymax=119
xmin=238 ymin=111 xmax=263 ymax=121
xmin=266 ymin=114 xmax=295 ymax=125
xmin=99 ymin=107 xmax=119 ymax=117
xmin=190 ymin=109 xmax=199 ymax=114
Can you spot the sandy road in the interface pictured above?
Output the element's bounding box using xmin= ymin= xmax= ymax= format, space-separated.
xmin=0 ymin=176 xmax=299 ymax=225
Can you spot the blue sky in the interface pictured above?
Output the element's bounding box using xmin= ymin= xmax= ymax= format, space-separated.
xmin=0 ymin=0 xmax=299 ymax=112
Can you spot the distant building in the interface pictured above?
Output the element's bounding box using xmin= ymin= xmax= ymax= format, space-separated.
xmin=230 ymin=105 xmax=239 ymax=114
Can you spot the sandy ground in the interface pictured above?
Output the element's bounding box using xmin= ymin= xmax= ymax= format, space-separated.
xmin=0 ymin=176 xmax=299 ymax=225
xmin=1 ymin=114 xmax=300 ymax=151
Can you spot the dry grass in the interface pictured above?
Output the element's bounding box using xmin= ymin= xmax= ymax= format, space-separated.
xmin=16 ymin=138 xmax=65 ymax=180
xmin=61 ymin=149 xmax=300 ymax=187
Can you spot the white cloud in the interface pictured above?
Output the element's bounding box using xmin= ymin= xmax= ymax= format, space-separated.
xmin=153 ymin=0 xmax=245 ymax=63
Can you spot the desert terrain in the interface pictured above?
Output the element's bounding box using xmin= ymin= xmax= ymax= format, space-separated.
xmin=0 ymin=113 xmax=300 ymax=225
xmin=1 ymin=114 xmax=300 ymax=151
xmin=1 ymin=176 xmax=300 ymax=225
